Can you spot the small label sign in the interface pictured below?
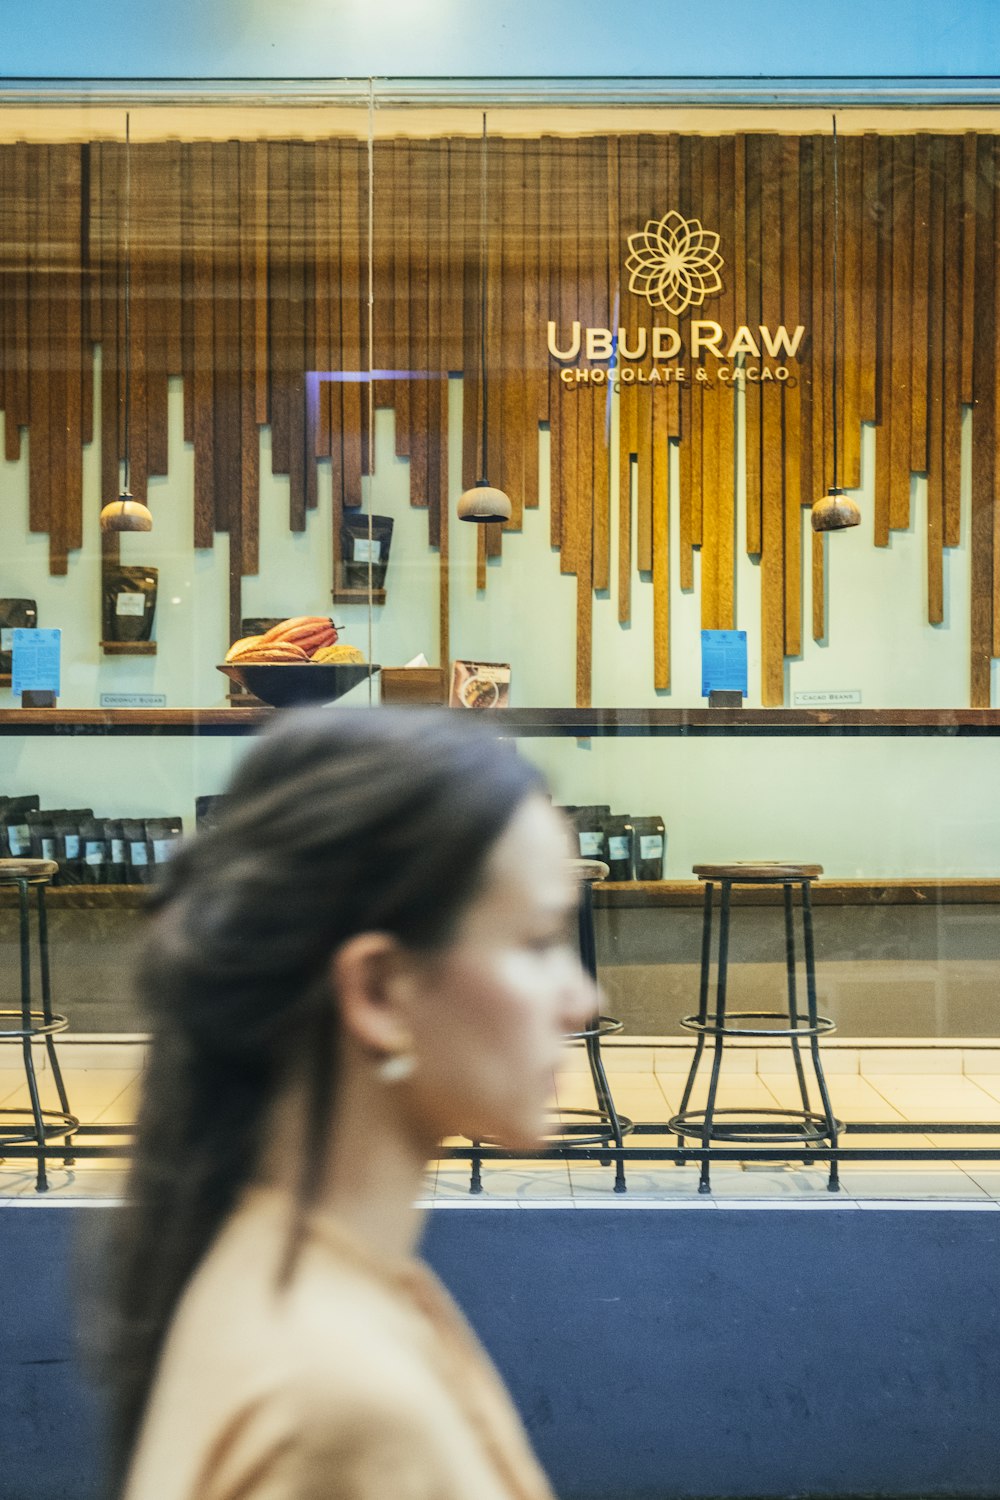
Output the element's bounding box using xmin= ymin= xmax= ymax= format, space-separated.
xmin=701 ymin=630 xmax=748 ymax=697
xmin=793 ymin=689 xmax=862 ymax=708
xmin=12 ymin=628 xmax=60 ymax=696
xmin=100 ymin=693 xmax=167 ymax=709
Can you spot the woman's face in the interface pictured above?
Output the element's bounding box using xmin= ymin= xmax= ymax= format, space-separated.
xmin=399 ymin=794 xmax=597 ymax=1151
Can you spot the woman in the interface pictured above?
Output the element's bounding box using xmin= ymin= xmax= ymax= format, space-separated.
xmin=109 ymin=707 xmax=595 ymax=1500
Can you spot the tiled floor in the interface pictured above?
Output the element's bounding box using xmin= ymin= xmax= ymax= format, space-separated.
xmin=4 ymin=1040 xmax=1000 ymax=1207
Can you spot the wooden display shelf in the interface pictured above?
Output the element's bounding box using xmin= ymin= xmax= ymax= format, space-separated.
xmin=2 ymin=878 xmax=996 ymax=911
xmin=100 ymin=641 xmax=157 ymax=655
xmin=332 ymin=585 xmax=386 ymax=606
xmin=595 ymin=879 xmax=1000 ymax=908
xmin=0 ymin=706 xmax=999 ymax=736
xmin=0 ymin=883 xmax=150 ymax=910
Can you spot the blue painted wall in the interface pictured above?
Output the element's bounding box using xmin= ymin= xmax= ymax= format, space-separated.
xmin=3 ymin=0 xmax=999 ymax=80
xmin=3 ymin=1206 xmax=1000 ymax=1500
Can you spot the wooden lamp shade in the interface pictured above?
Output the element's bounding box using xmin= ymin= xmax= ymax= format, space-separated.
xmin=100 ymin=494 xmax=153 ymax=533
xmin=458 ymin=480 xmax=511 ymax=523
xmin=812 ymin=488 xmax=861 ymax=533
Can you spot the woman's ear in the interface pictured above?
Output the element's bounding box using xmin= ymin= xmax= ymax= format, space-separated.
xmin=329 ymin=933 xmax=414 ymax=1059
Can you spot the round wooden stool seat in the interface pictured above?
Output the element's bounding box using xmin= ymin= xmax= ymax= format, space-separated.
xmin=571 ymin=858 xmax=610 ymax=884
xmin=693 ymin=861 xmax=823 ymax=882
xmin=0 ymin=858 xmax=59 ymax=882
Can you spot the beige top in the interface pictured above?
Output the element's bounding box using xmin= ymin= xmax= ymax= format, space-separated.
xmin=123 ymin=1186 xmax=555 ymax=1500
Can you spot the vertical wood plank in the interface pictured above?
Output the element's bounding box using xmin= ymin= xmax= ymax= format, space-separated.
xmin=797 ymin=137 xmax=814 ymax=513
xmin=858 ymin=133 xmax=879 ymax=426
xmin=46 ymin=146 xmax=69 ymax=573
xmin=267 ymin=141 xmax=290 ymax=478
xmin=521 ymin=136 xmax=542 ymax=506
xmin=393 ymin=138 xmax=412 ymax=459
xmin=213 ymin=140 xmax=242 ymax=535
xmin=99 ymin=142 xmax=122 ymax=514
xmin=239 ymin=140 xmax=261 ymax=576
xmin=409 ymin=139 xmax=430 ymax=507
xmin=616 ymin=134 xmax=635 ymax=618
xmin=942 ymin=134 xmax=963 ymax=549
xmin=557 ymin=138 xmax=579 ymax=575
xmin=191 ymin=141 xmax=215 ymax=547
xmin=841 ymin=132 xmax=863 ymax=491
xmin=969 ymin=134 xmax=995 ymax=705
xmin=143 ymin=142 xmax=170 ymax=478
xmin=62 ymin=145 xmax=84 ymax=553
xmin=909 ymin=133 xmax=931 ymax=476
xmin=759 ymin=133 xmax=785 ymax=701
xmin=340 ymin=140 xmax=364 ymax=511
xmin=697 ymin=135 xmax=719 ymax=628
xmin=496 ymin=138 xmax=522 ymax=526
xmin=715 ymin=134 xmax=736 ymax=633
xmin=925 ymin=135 xmax=945 ymax=626
xmin=29 ymin=147 xmax=52 ymax=541
xmin=79 ymin=143 xmax=94 ymax=451
xmin=873 ymin=135 xmax=893 ymax=547
xmin=286 ymin=140 xmax=308 ymax=529
xmin=782 ymin=135 xmax=803 ymax=657
xmin=180 ymin=143 xmax=195 ymax=445
xmin=888 ymin=136 xmax=914 ymax=529
xmin=960 ymin=132 xmax=977 ymax=407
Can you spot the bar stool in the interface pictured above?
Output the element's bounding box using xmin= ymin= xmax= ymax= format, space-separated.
xmin=667 ymin=862 xmax=842 ymax=1195
xmin=469 ymin=858 xmax=633 ymax=1194
xmin=0 ymin=859 xmax=78 ymax=1191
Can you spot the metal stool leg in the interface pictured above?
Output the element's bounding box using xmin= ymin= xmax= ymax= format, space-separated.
xmin=698 ymin=880 xmax=732 ymax=1194
xmin=577 ymin=879 xmax=626 ymax=1192
xmin=36 ymin=885 xmax=74 ymax=1165
xmin=801 ymin=882 xmax=840 ymax=1192
xmin=783 ymin=882 xmax=813 ymax=1145
xmin=675 ymin=881 xmax=714 ymax=1158
xmin=585 ymin=1028 xmax=627 ymax=1192
xmin=18 ymin=880 xmax=48 ymax=1192
xmin=469 ymin=1141 xmax=483 ymax=1195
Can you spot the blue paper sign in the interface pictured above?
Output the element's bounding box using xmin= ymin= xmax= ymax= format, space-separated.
xmin=12 ymin=628 xmax=61 ymax=696
xmin=701 ymin=630 xmax=747 ymax=696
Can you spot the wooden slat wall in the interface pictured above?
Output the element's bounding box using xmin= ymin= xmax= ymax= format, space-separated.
xmin=0 ymin=129 xmax=996 ymax=707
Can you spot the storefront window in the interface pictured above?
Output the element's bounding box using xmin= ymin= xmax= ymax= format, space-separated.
xmin=1 ymin=78 xmax=998 ymax=1195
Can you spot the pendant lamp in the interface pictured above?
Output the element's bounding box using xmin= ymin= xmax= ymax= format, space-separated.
xmin=811 ymin=116 xmax=860 ymax=534
xmin=100 ymin=113 xmax=152 ymax=534
xmin=458 ymin=113 xmax=512 ymax=524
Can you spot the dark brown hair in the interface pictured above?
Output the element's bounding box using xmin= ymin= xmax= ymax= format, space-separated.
xmin=106 ymin=707 xmax=543 ymax=1489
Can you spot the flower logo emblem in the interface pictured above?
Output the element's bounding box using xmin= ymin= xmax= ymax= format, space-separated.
xmin=625 ymin=211 xmax=724 ymax=317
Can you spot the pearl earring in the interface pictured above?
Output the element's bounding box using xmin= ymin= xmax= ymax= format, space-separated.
xmin=377 ymin=1052 xmax=416 ymax=1085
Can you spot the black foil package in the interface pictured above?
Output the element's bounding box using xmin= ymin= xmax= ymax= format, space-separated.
xmin=102 ymin=566 xmax=158 ymax=644
xmin=146 ymin=816 xmax=184 ymax=874
xmin=28 ymin=810 xmax=62 ymax=866
xmin=53 ymin=809 xmax=93 ymax=886
xmin=631 ymin=815 xmax=666 ymax=881
xmin=570 ymin=805 xmax=611 ymax=862
xmin=104 ymin=819 xmax=127 ymax=885
xmin=0 ymin=599 xmax=37 ymax=674
xmin=80 ymin=817 xmax=109 ymax=885
xmin=1 ymin=795 xmax=41 ymax=858
xmin=195 ymin=795 xmax=230 ymax=831
xmin=601 ymin=815 xmax=634 ymax=880
xmin=122 ymin=818 xmax=151 ymax=885
xmin=341 ymin=515 xmax=393 ymax=591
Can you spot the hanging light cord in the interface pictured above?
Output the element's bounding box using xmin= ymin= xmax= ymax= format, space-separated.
xmin=831 ymin=113 xmax=839 ymax=493
xmin=122 ymin=111 xmax=131 ymax=496
xmin=478 ymin=111 xmax=488 ymax=483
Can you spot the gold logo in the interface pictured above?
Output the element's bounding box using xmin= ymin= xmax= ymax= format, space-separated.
xmin=625 ymin=211 xmax=724 ymax=317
